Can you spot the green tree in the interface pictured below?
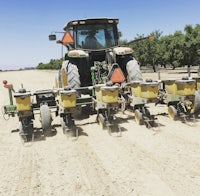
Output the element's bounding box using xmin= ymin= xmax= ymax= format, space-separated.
xmin=184 ymin=24 xmax=200 ymax=66
xmin=37 ymin=58 xmax=62 ymax=70
xmin=162 ymin=31 xmax=184 ymax=69
xmin=130 ymin=30 xmax=162 ymax=72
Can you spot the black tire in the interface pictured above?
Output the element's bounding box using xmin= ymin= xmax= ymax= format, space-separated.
xmin=126 ymin=58 xmax=142 ymax=81
xmin=40 ymin=104 xmax=52 ymax=132
xmin=66 ymin=62 xmax=81 ymax=89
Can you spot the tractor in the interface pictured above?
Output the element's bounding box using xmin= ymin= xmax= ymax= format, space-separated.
xmin=49 ymin=18 xmax=144 ymax=133
xmin=49 ymin=18 xmax=159 ymax=133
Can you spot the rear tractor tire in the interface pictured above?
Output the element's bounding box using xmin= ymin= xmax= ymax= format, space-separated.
xmin=66 ymin=62 xmax=81 ymax=89
xmin=126 ymin=57 xmax=142 ymax=81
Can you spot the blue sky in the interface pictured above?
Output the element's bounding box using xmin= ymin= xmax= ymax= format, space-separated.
xmin=0 ymin=0 xmax=199 ymax=70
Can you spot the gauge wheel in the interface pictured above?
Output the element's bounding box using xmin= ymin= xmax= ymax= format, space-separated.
xmin=97 ymin=113 xmax=106 ymax=130
xmin=168 ymin=105 xmax=177 ymax=120
xmin=135 ymin=109 xmax=143 ymax=125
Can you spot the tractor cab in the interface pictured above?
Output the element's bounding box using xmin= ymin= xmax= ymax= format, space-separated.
xmin=49 ymin=18 xmax=142 ymax=89
xmin=62 ymin=18 xmax=120 ymax=50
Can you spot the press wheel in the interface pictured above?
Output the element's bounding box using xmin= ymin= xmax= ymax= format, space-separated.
xmin=40 ymin=104 xmax=52 ymax=132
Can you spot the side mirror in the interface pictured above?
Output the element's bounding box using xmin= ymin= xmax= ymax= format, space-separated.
xmin=118 ymin=31 xmax=122 ymax=37
xmin=49 ymin=34 xmax=56 ymax=41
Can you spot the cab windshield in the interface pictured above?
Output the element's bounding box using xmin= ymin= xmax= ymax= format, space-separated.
xmin=76 ymin=24 xmax=118 ymax=49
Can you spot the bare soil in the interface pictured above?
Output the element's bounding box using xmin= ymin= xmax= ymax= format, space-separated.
xmin=0 ymin=69 xmax=200 ymax=196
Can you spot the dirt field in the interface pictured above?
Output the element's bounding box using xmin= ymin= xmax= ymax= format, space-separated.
xmin=0 ymin=69 xmax=200 ymax=196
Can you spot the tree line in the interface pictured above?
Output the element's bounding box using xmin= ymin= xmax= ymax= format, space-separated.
xmin=37 ymin=24 xmax=200 ymax=72
xmin=37 ymin=59 xmax=63 ymax=70
xmin=128 ymin=24 xmax=200 ymax=72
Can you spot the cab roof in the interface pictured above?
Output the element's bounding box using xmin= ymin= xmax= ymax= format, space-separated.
xmin=63 ymin=18 xmax=119 ymax=31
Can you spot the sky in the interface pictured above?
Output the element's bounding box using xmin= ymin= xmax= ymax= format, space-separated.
xmin=0 ymin=0 xmax=199 ymax=70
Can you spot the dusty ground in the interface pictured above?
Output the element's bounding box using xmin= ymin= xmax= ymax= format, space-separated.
xmin=0 ymin=69 xmax=200 ymax=196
